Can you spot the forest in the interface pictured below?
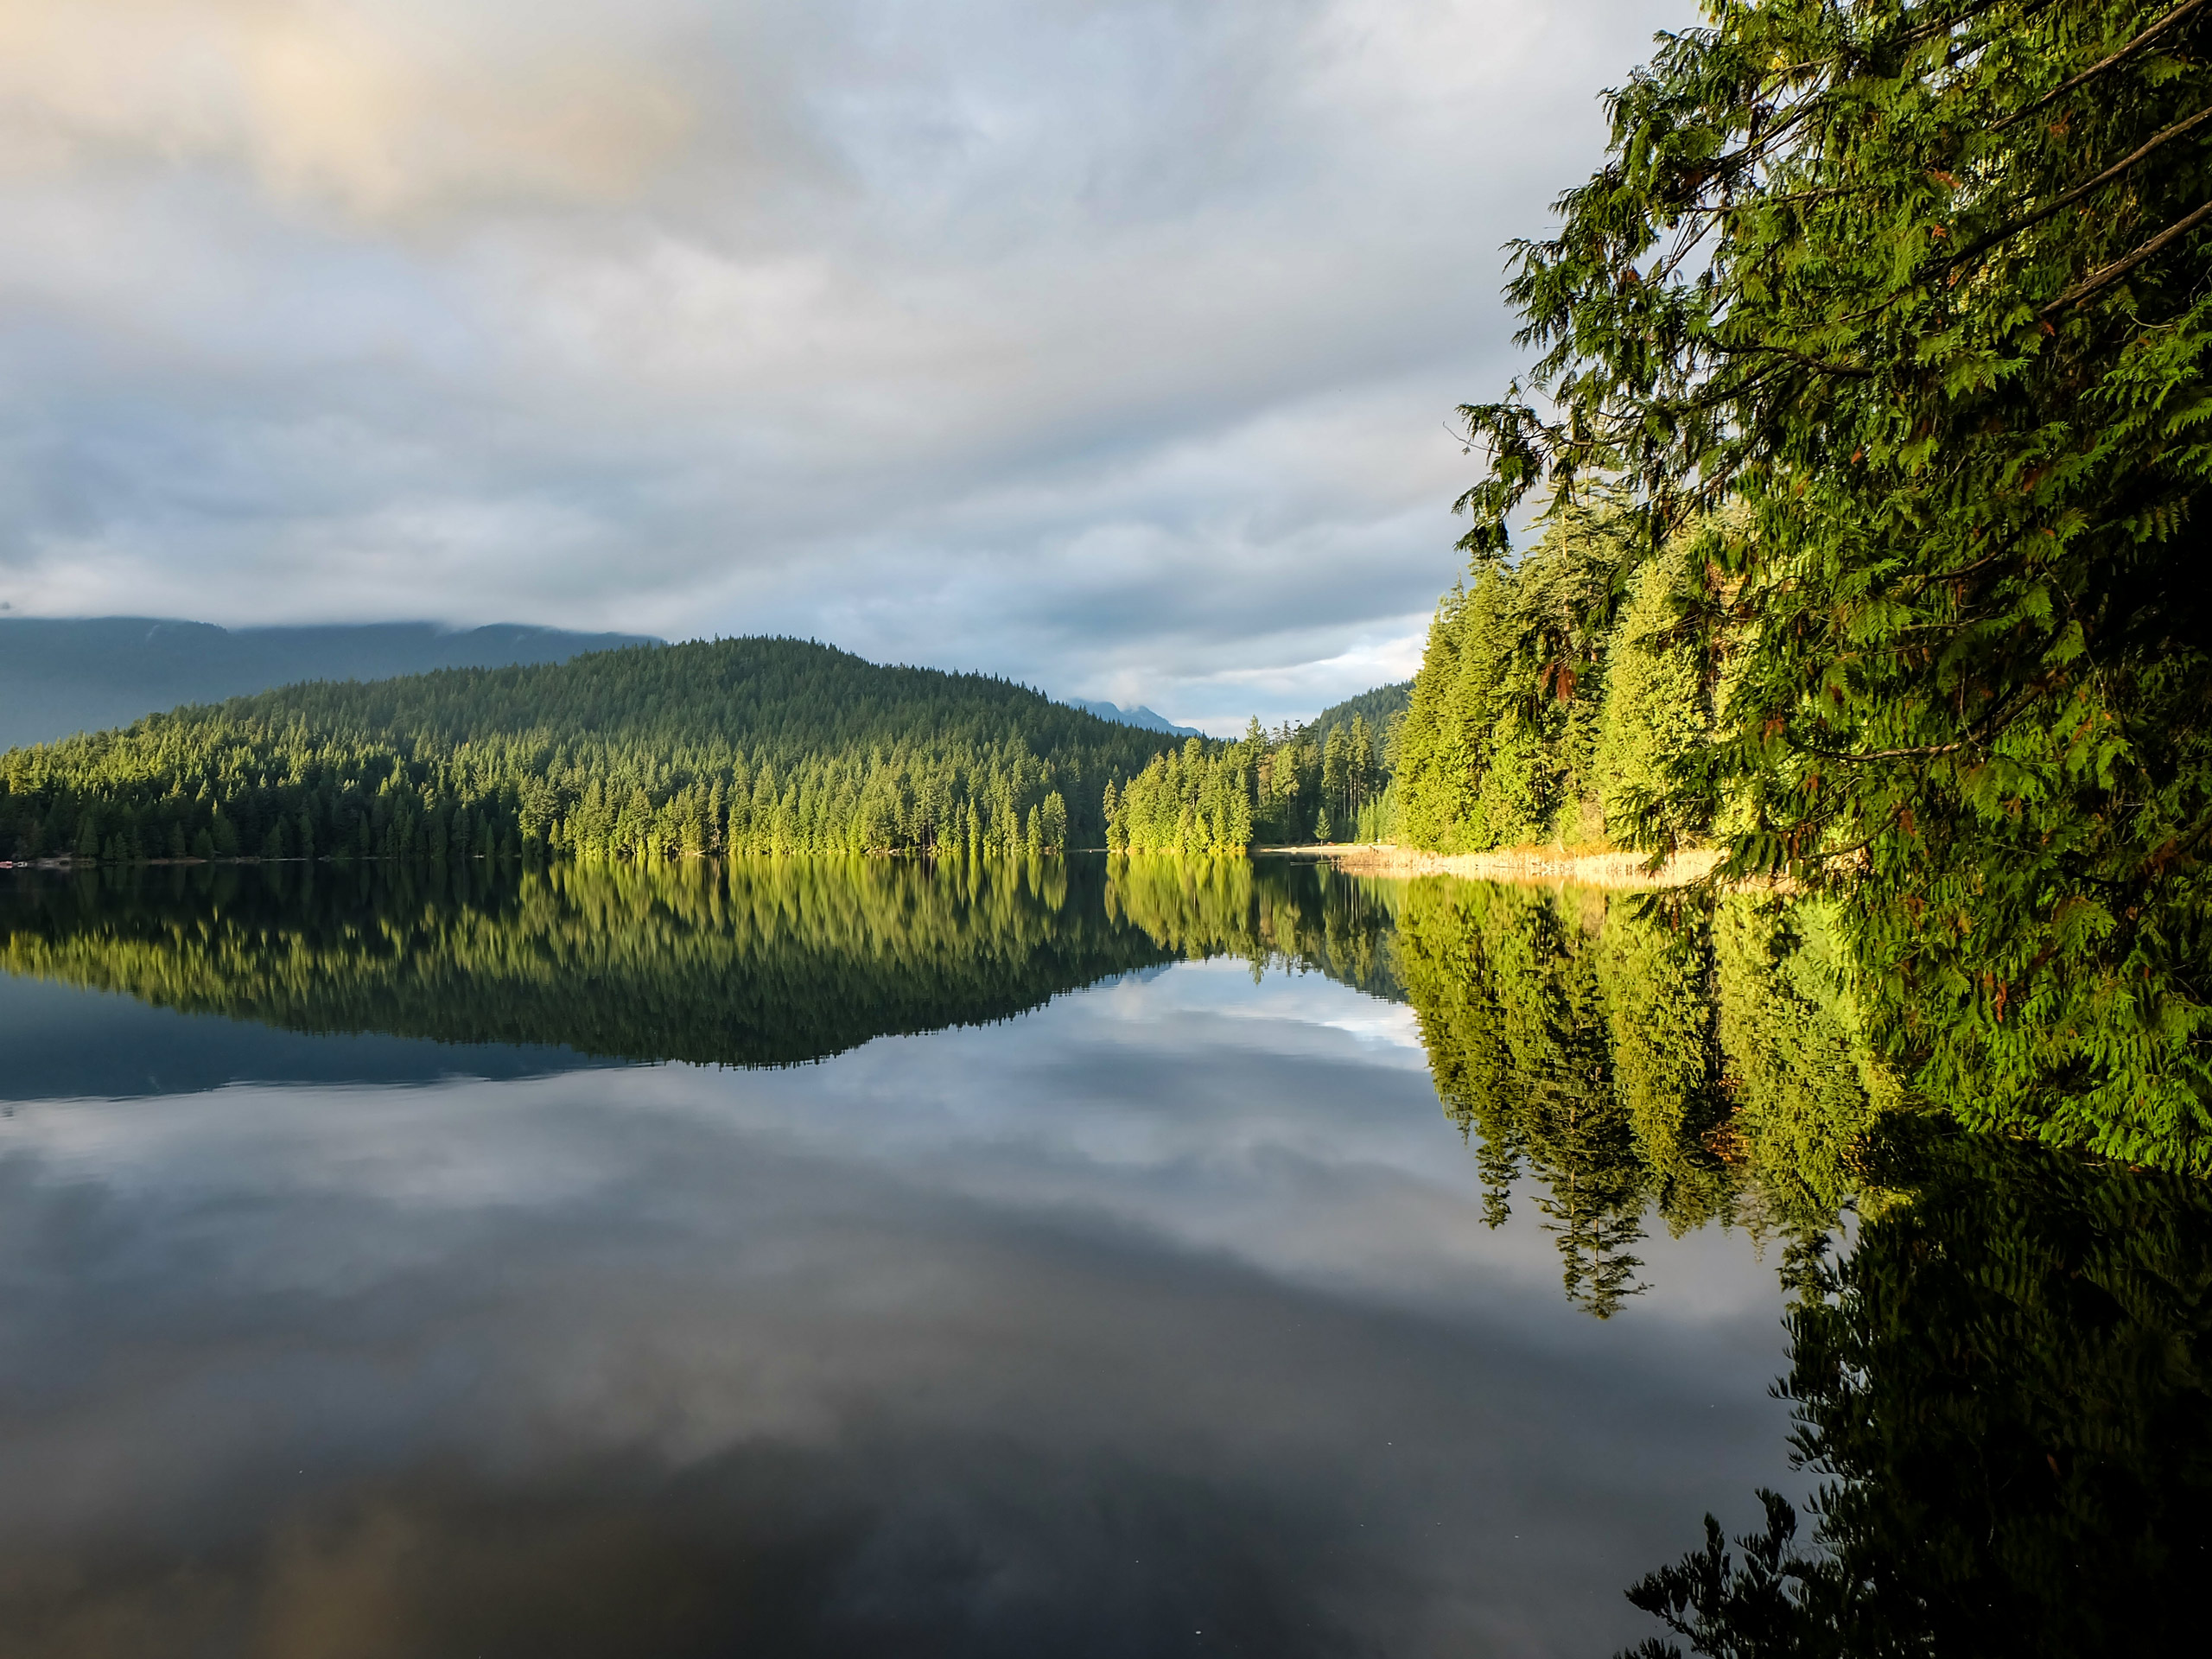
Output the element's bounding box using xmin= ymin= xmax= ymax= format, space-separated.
xmin=1397 ymin=0 xmax=2212 ymax=1175
xmin=1106 ymin=714 xmax=1395 ymax=854
xmin=0 ymin=632 xmax=1412 ymax=867
xmin=0 ymin=638 xmax=1164 ymax=867
xmin=1392 ymin=499 xmax=1694 ymax=855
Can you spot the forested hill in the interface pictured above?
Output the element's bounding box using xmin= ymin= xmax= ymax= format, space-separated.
xmin=1308 ymin=682 xmax=1409 ymax=747
xmin=0 ymin=638 xmax=1183 ymax=865
xmin=206 ymin=637 xmax=1173 ymax=760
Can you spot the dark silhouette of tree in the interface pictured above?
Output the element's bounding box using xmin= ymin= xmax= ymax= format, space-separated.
xmin=1620 ymin=1121 xmax=2212 ymax=1657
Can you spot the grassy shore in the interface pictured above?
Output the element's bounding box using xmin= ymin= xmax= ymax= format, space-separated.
xmin=1307 ymin=843 xmax=1726 ymax=889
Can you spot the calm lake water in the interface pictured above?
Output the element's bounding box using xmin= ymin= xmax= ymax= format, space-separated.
xmin=0 ymin=855 xmax=2202 ymax=1656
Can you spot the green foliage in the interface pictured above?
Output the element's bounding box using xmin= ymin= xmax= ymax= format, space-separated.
xmin=1592 ymin=546 xmax=1711 ymax=843
xmin=1234 ymin=711 xmax=1389 ymax=847
xmin=1395 ymin=505 xmax=1668 ymax=852
xmin=1620 ymin=1122 xmax=2212 ymax=1656
xmin=1446 ymin=0 xmax=2212 ymax=1170
xmin=1108 ymin=736 xmax=1255 ymax=853
xmin=0 ymin=855 xmax=1173 ymax=1069
xmin=1392 ymin=878 xmax=1890 ymax=1313
xmin=1307 ymin=681 xmax=1411 ymax=749
xmin=0 ymin=638 xmax=1169 ymax=867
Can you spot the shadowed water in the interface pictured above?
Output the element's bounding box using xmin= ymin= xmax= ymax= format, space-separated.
xmin=0 ymin=855 xmax=2201 ymax=1656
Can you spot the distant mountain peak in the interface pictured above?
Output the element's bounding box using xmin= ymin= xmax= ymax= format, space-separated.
xmin=1063 ymin=696 xmax=1201 ymax=739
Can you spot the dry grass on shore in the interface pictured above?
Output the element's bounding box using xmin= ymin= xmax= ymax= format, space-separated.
xmin=1309 ymin=843 xmax=1726 ymax=889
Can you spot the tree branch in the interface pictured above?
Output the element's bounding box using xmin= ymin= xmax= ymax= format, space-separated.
xmin=1949 ymin=102 xmax=2212 ymax=267
xmin=2041 ymin=196 xmax=2212 ymax=313
xmin=1994 ymin=0 xmax=2212 ymax=131
xmin=1706 ymin=340 xmax=1876 ymax=378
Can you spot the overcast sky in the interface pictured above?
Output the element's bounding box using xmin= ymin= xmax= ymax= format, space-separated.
xmin=0 ymin=0 xmax=1692 ymax=731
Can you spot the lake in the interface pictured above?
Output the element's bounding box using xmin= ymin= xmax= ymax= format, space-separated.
xmin=0 ymin=855 xmax=2202 ymax=1656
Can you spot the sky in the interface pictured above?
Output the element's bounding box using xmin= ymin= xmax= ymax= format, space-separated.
xmin=0 ymin=0 xmax=1694 ymax=733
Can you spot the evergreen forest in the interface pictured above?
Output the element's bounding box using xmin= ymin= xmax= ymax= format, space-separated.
xmin=0 ymin=638 xmax=1164 ymax=868
xmin=1307 ymin=681 xmax=1411 ymax=754
xmin=1106 ymin=715 xmax=1395 ymax=854
xmin=0 ymin=633 xmax=1420 ymax=868
xmin=1396 ymin=0 xmax=2212 ymax=1174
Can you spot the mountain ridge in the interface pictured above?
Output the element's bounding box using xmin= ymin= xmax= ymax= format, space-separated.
xmin=1062 ymin=697 xmax=1201 ymax=739
xmin=0 ymin=618 xmax=659 ymax=751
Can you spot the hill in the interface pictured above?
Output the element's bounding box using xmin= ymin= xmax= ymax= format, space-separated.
xmin=0 ymin=637 xmax=1183 ymax=864
xmin=0 ymin=618 xmax=657 ymax=751
xmin=1306 ymin=681 xmax=1410 ymax=750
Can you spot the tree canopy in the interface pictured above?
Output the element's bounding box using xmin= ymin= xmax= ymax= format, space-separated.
xmin=0 ymin=638 xmax=1164 ymax=865
xmin=1436 ymin=0 xmax=2212 ymax=1169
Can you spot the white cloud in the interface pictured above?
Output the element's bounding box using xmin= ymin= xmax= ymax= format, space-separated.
xmin=0 ymin=0 xmax=1696 ymax=724
xmin=0 ymin=1 xmax=694 ymax=216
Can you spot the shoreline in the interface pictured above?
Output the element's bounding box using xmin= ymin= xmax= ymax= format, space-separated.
xmin=1297 ymin=842 xmax=1726 ymax=889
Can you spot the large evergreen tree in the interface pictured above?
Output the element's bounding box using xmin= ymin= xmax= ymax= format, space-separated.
xmin=1451 ymin=0 xmax=2212 ymax=1168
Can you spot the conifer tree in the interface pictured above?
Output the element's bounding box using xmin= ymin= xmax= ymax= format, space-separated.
xmin=1440 ymin=0 xmax=2212 ymax=1166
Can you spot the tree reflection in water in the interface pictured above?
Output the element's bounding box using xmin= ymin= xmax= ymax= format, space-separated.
xmin=1388 ymin=880 xmax=1885 ymax=1314
xmin=7 ymin=855 xmax=2201 ymax=1644
xmin=0 ymin=855 xmax=1174 ymax=1069
xmin=1621 ymin=1123 xmax=2212 ymax=1657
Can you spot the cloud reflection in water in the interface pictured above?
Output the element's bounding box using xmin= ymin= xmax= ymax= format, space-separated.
xmin=0 ymin=959 xmax=1796 ymax=1657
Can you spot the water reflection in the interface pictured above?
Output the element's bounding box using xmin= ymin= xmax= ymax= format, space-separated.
xmin=0 ymin=932 xmax=1793 ymax=1656
xmin=0 ymin=856 xmax=2202 ymax=1651
xmin=0 ymin=855 xmax=1174 ymax=1074
xmin=1091 ymin=864 xmax=1891 ymax=1316
xmin=1390 ymin=882 xmax=1891 ymax=1314
xmin=1621 ymin=1122 xmax=2212 ymax=1657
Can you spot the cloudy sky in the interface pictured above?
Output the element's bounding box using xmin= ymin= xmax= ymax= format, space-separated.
xmin=0 ymin=0 xmax=1691 ymax=731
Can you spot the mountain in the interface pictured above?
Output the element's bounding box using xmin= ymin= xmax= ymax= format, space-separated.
xmin=0 ymin=618 xmax=658 ymax=751
xmin=0 ymin=636 xmax=1184 ymax=863
xmin=1064 ymin=697 xmax=1201 ymax=738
